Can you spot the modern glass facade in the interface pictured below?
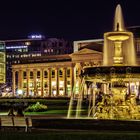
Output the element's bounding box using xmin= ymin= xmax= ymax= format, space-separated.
xmin=0 ymin=42 xmax=6 ymax=84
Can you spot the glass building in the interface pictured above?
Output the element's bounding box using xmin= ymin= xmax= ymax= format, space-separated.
xmin=0 ymin=41 xmax=6 ymax=85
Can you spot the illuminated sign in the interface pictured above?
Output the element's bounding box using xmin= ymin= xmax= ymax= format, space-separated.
xmin=28 ymin=34 xmax=45 ymax=39
xmin=6 ymin=46 xmax=27 ymax=49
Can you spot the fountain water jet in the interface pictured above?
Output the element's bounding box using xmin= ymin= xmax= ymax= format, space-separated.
xmin=75 ymin=78 xmax=85 ymax=118
xmin=114 ymin=4 xmax=125 ymax=31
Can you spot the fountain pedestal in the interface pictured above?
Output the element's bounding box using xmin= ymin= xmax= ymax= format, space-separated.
xmin=107 ymin=32 xmax=129 ymax=65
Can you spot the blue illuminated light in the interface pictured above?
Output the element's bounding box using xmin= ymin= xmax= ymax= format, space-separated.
xmin=6 ymin=46 xmax=27 ymax=49
xmin=31 ymin=35 xmax=42 ymax=39
xmin=28 ymin=34 xmax=44 ymax=39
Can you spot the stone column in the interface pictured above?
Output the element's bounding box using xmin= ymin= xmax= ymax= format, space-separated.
xmin=71 ymin=66 xmax=74 ymax=97
xmin=48 ymin=68 xmax=52 ymax=97
xmin=78 ymin=66 xmax=83 ymax=98
xmin=33 ymin=69 xmax=37 ymax=96
xmin=41 ymin=68 xmax=44 ymax=96
xmin=63 ymin=67 xmax=67 ymax=96
xmin=26 ymin=69 xmax=30 ymax=96
xmin=56 ymin=68 xmax=59 ymax=96
xmin=18 ymin=70 xmax=22 ymax=90
xmin=12 ymin=70 xmax=16 ymax=96
xmin=92 ymin=82 xmax=96 ymax=116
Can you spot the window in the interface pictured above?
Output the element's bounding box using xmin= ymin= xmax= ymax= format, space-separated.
xmin=44 ymin=71 xmax=48 ymax=78
xmin=37 ymin=71 xmax=40 ymax=78
xmin=29 ymin=82 xmax=34 ymax=87
xmin=23 ymin=71 xmax=26 ymax=79
xmin=37 ymin=82 xmax=41 ymax=87
xmin=67 ymin=81 xmax=71 ymax=85
xmin=59 ymin=69 xmax=63 ymax=77
xmin=67 ymin=69 xmax=70 ymax=77
xmin=44 ymin=82 xmax=48 ymax=88
xmin=30 ymin=71 xmax=33 ymax=79
xmin=23 ymin=82 xmax=27 ymax=88
xmin=52 ymin=70 xmax=55 ymax=78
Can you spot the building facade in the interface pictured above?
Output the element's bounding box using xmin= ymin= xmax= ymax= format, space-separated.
xmin=12 ymin=40 xmax=103 ymax=97
xmin=0 ymin=42 xmax=6 ymax=85
xmin=5 ymin=36 xmax=73 ymax=88
xmin=12 ymin=60 xmax=74 ymax=97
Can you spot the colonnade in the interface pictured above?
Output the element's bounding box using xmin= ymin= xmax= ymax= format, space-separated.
xmin=12 ymin=66 xmax=74 ymax=97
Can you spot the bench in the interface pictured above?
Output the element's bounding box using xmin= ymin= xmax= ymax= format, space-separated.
xmin=0 ymin=116 xmax=32 ymax=132
xmin=0 ymin=116 xmax=14 ymax=130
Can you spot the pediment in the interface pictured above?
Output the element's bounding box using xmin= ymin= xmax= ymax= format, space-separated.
xmin=70 ymin=48 xmax=102 ymax=56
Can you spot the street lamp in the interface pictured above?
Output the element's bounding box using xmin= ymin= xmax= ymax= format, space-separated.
xmin=17 ymin=89 xmax=23 ymax=96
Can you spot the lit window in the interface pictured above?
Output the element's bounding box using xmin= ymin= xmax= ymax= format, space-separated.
xmin=52 ymin=81 xmax=56 ymax=87
xmin=37 ymin=82 xmax=41 ymax=87
xmin=59 ymin=81 xmax=64 ymax=88
xmin=29 ymin=82 xmax=34 ymax=87
xmin=18 ymin=49 xmax=22 ymax=52
xmin=25 ymin=42 xmax=31 ymax=46
xmin=23 ymin=82 xmax=27 ymax=88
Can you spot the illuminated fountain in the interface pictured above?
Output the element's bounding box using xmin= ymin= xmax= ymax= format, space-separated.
xmin=103 ymin=4 xmax=136 ymax=66
xmin=67 ymin=4 xmax=140 ymax=120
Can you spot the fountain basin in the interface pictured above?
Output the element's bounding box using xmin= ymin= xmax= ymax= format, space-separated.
xmin=107 ymin=32 xmax=129 ymax=41
xmin=32 ymin=118 xmax=140 ymax=131
xmin=83 ymin=66 xmax=140 ymax=80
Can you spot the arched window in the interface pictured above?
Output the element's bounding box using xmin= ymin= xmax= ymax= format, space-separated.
xmin=59 ymin=69 xmax=63 ymax=77
xmin=44 ymin=71 xmax=48 ymax=78
xmin=30 ymin=71 xmax=33 ymax=79
xmin=23 ymin=71 xmax=26 ymax=79
xmin=37 ymin=71 xmax=40 ymax=78
xmin=52 ymin=70 xmax=55 ymax=78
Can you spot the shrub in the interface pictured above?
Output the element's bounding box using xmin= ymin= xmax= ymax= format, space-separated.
xmin=25 ymin=102 xmax=48 ymax=112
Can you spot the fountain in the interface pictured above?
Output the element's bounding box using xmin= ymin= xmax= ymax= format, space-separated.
xmin=67 ymin=4 xmax=140 ymax=120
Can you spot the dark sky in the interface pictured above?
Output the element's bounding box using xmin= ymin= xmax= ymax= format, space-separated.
xmin=0 ymin=0 xmax=140 ymax=41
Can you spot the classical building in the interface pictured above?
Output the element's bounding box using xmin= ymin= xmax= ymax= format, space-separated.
xmin=12 ymin=57 xmax=74 ymax=97
xmin=12 ymin=39 xmax=103 ymax=97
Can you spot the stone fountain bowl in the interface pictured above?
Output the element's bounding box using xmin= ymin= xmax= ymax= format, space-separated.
xmin=83 ymin=66 xmax=140 ymax=78
xmin=107 ymin=32 xmax=129 ymax=41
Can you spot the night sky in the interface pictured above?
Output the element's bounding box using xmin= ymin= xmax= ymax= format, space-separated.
xmin=0 ymin=0 xmax=140 ymax=41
